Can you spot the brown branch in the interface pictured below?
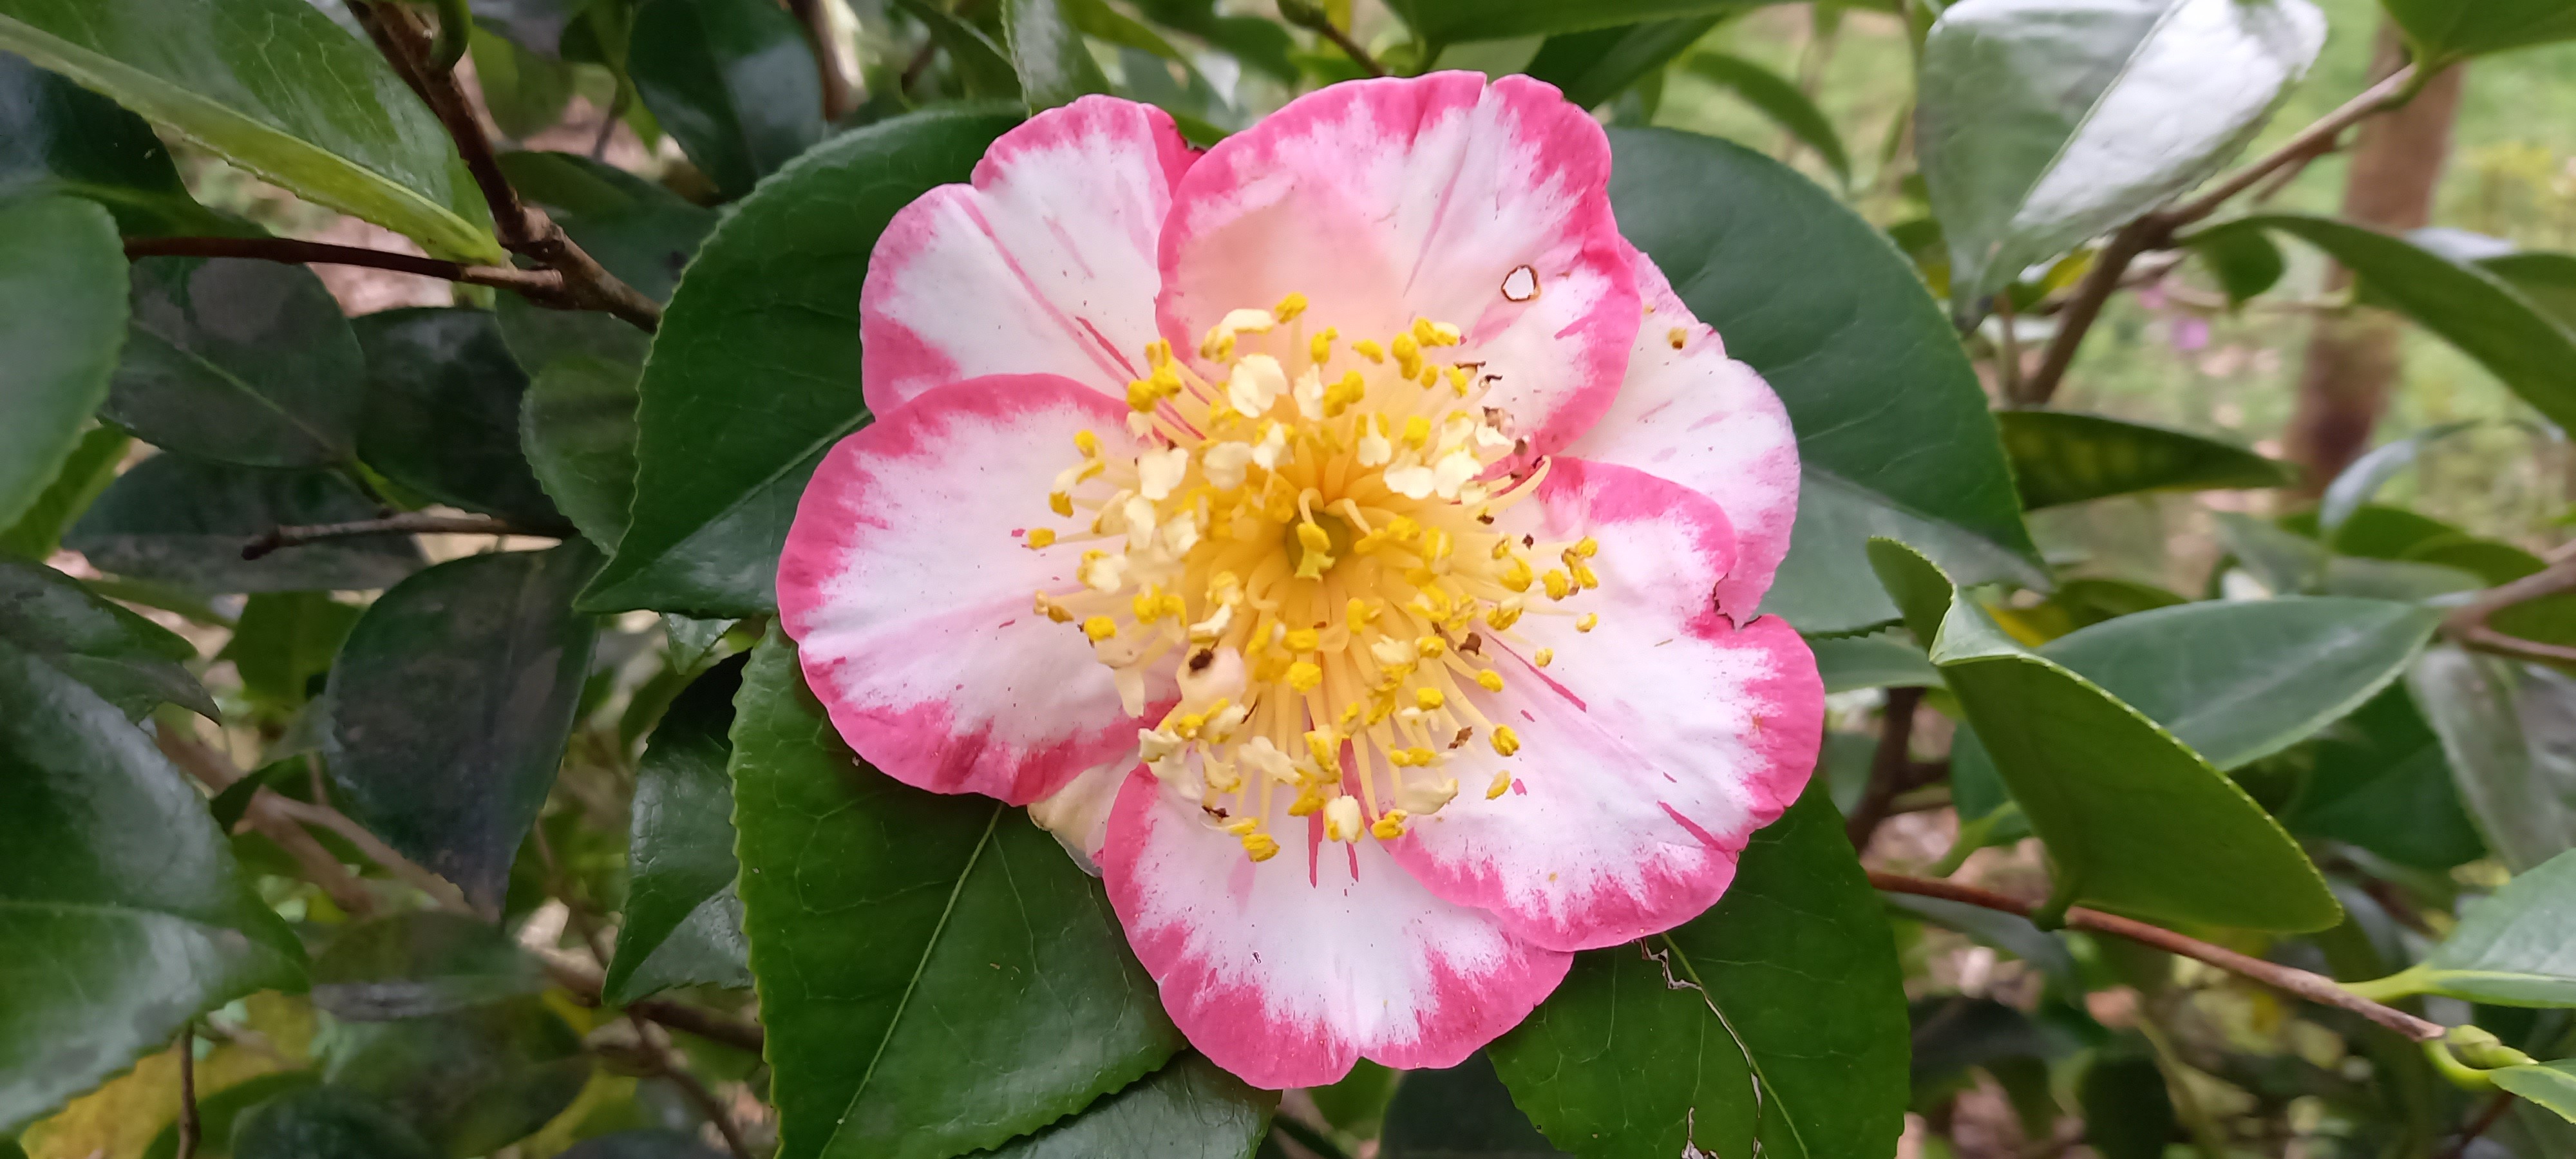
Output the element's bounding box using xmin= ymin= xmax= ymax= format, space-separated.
xmin=1870 ymin=871 xmax=2447 ymax=1042
xmin=242 ymin=513 xmax=536 ymax=561
xmin=536 ymin=953 xmax=768 ymax=1055
xmin=2013 ymin=64 xmax=2423 ymax=407
xmin=632 ymin=1016 xmax=755 ymax=1159
xmin=2445 ymin=558 xmax=2576 ymax=665
xmin=1278 ymin=1 xmax=1387 ymax=78
xmin=2437 ymin=1093 xmax=2517 ymax=1159
xmin=786 ymin=0 xmax=855 ymax=121
xmin=175 ymin=1021 xmax=201 ymax=1159
xmin=126 ymin=236 xmax=565 ymax=296
xmin=1846 ymin=686 xmax=1926 ymax=848
xmin=158 ymin=726 xmax=383 ymax=918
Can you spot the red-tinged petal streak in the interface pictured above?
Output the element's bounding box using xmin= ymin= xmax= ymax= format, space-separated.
xmin=779 ymin=375 xmax=1171 ymax=805
xmin=861 ymin=97 xmax=1199 ymax=415
xmin=1386 ymin=458 xmax=1823 ymax=952
xmin=1155 ymin=71 xmax=1638 ymax=455
xmin=1103 ymin=771 xmax=1572 ymax=1088
xmin=1565 ymin=250 xmax=1801 ymax=618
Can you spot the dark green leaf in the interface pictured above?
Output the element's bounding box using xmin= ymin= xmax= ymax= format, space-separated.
xmin=0 ymin=0 xmax=500 ymax=260
xmin=1918 ymin=0 xmax=2323 ymax=318
xmin=1908 ymin=996 xmax=2080 ymax=1083
xmin=218 ymin=591 xmax=362 ymax=708
xmin=311 ymin=912 xmax=551 ymax=1021
xmin=494 ymin=151 xmax=717 ymax=305
xmin=2483 ymin=250 xmax=2576 ymax=330
xmin=1525 ymin=19 xmax=1722 ymax=112
xmin=2360 ymin=850 xmax=2576 ymax=1008
xmin=982 ymin=1052 xmax=1275 ymax=1158
xmin=1869 ymin=538 xmax=2342 ymax=930
xmin=2494 ymin=1060 xmax=2576 ymax=1122
xmin=323 ymin=543 xmax=601 ymax=914
xmin=321 ymin=997 xmax=591 ymax=1156
xmin=142 ymin=1071 xmax=323 ymax=1159
xmin=730 ymin=630 xmax=1181 ymax=1159
xmin=2385 ymin=0 xmax=2576 ymax=63
xmin=0 ymin=634 xmax=305 ymax=1133
xmin=2199 ymin=214 xmax=2576 ymax=433
xmin=2039 ymin=596 xmax=2439 ymax=769
xmin=0 ymin=426 xmax=127 ymax=560
xmin=2078 ymin=1043 xmax=2177 ymax=1159
xmin=65 ymin=455 xmax=424 ymax=592
xmin=106 ymin=256 xmax=365 ymax=468
xmin=629 ymin=0 xmax=825 ymax=198
xmin=1998 ymin=410 xmax=2293 ymax=509
xmin=2407 ymin=646 xmax=2576 ymax=872
xmin=586 ymin=109 xmax=1019 ymax=615
xmin=0 ymin=196 xmax=124 ymax=530
xmin=1491 ymin=782 xmax=1909 ymax=1159
xmin=354 ymin=308 xmax=565 ymax=527
xmin=469 ymin=26 xmax=574 ymax=140
xmin=0 ymin=50 xmax=229 ymax=234
xmin=605 ymin=654 xmax=752 ymax=1004
xmin=1002 ymin=0 xmax=1112 ymax=110
xmin=523 ymin=355 xmax=643 ymax=554
xmin=0 ymin=554 xmax=212 ymax=720
xmin=1888 ymin=898 xmax=2080 ymax=994
xmin=475 ymin=0 xmax=591 ymax=58
xmin=1383 ymin=1053 xmax=1563 ymax=1158
xmin=891 ymin=0 xmax=1024 ymax=99
xmin=558 ymin=1130 xmax=729 ymax=1159
xmin=1607 ymin=127 xmax=2040 ymax=634
xmin=2284 ymin=684 xmax=2486 ymax=871
xmin=1810 ymin=628 xmax=1942 ymax=693
xmin=1681 ymin=52 xmax=1850 ymax=184
xmin=229 ymin=1085 xmax=439 ymax=1159
xmin=1130 ymin=0 xmax=1295 ymax=82
xmin=1390 ymin=0 xmax=1754 ymax=42
xmin=1305 ymin=1059 xmax=1398 ymax=1139
xmin=2186 ymin=221 xmax=2286 ymax=305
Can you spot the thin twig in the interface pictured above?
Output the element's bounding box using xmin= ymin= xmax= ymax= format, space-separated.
xmin=1846 ymin=686 xmax=1925 ymax=849
xmin=632 ymin=1016 xmax=756 ymax=1159
xmin=785 ymin=0 xmax=855 ymax=120
xmin=158 ymin=725 xmax=382 ymax=918
xmin=126 ymin=236 xmax=566 ymax=297
xmin=242 ymin=513 xmax=535 ymax=561
xmin=265 ymin=797 xmax=472 ymax=914
xmin=2445 ymin=558 xmax=2576 ymax=665
xmin=2162 ymin=64 xmax=2422 ymax=227
xmin=1869 ymin=871 xmax=2447 ymax=1042
xmin=2437 ymin=1093 xmax=2517 ymax=1159
xmin=2016 ymin=214 xmax=2162 ymax=406
xmin=175 ymin=1021 xmax=201 ymax=1159
xmin=535 ymin=951 xmax=768 ymax=1055
xmin=1278 ymin=1 xmax=1387 ymax=78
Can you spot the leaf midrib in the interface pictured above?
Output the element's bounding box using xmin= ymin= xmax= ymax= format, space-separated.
xmin=125 ymin=324 xmax=348 ymax=462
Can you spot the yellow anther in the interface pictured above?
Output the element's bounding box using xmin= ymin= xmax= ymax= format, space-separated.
xmin=1125 ymin=379 xmax=1162 ymax=413
xmin=1447 ymin=365 xmax=1473 ymax=395
xmin=1415 ymin=687 xmax=1444 ymax=710
xmin=1492 ymin=539 xmax=1512 ymax=560
xmin=1310 ymin=330 xmax=1334 ymax=364
xmin=1288 ymin=785 xmax=1327 ymax=816
xmin=1305 ymin=729 xmax=1342 ymax=773
xmin=1324 ymin=371 xmax=1367 ymax=417
xmin=1488 ymin=771 xmax=1513 ymax=800
xmin=1486 ymin=601 xmax=1524 ymax=630
xmin=1542 ymin=569 xmax=1571 ymax=601
xmin=1297 ymin=521 xmax=1333 ymax=553
xmin=1577 ymin=613 xmax=1600 ymax=632
xmin=1244 ymin=833 xmax=1280 ymax=861
xmin=1034 ymin=592 xmax=1072 ymax=623
xmin=1083 ymin=616 xmax=1118 ymax=643
xmin=1372 ymin=809 xmax=1410 ymax=841
xmin=1222 ymin=817 xmax=1260 ymax=836
xmin=1133 ymin=590 xmax=1167 ymax=622
xmin=1428 ymin=319 xmax=1462 ymax=344
xmin=1352 ymin=339 xmax=1385 ymax=363
xmin=1401 ymin=415 xmax=1432 ymax=449
xmin=1286 ymin=661 xmax=1323 ymax=692
xmin=1533 ymin=648 xmax=1553 ymax=667
xmin=1285 ymin=627 xmax=1321 ymax=652
xmin=1423 ymin=528 xmax=1453 ymax=563
xmin=1174 ymin=711 xmax=1206 ymax=739
xmin=1573 ymin=536 xmax=1599 ymax=558
xmin=1492 ymin=726 xmax=1522 ymax=757
xmin=1274 ymin=292 xmax=1309 ymax=321
xmin=1392 ymin=331 xmax=1419 ymax=363
xmin=1475 ymin=670 xmax=1505 ymax=693
xmin=1050 ymin=491 xmax=1074 ymax=517
xmin=1074 ymin=429 xmax=1101 ymax=457
xmin=1500 ymin=556 xmax=1533 ymax=592
xmin=1025 ymin=528 xmax=1057 ymax=549
xmin=1415 ymin=636 xmax=1446 ymax=658
xmin=1572 ymin=563 xmax=1600 ymax=590
xmin=1419 ymin=362 xmax=1440 ymax=388
xmin=1347 ymin=598 xmax=1379 ymax=625
xmin=1338 ymin=702 xmax=1362 ymax=729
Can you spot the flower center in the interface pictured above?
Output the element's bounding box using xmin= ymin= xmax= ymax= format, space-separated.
xmin=1023 ymin=294 xmax=1605 ymax=862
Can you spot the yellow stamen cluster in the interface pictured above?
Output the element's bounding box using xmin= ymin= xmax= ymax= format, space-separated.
xmin=1023 ymin=294 xmax=1606 ymax=862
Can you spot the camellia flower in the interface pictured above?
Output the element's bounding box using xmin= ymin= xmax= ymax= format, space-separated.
xmin=779 ymin=73 xmax=1821 ymax=1088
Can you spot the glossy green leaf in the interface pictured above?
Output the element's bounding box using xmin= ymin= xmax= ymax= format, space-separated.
xmin=604 ymin=654 xmax=751 ymax=1004
xmin=142 ymin=1070 xmax=322 ymax=1159
xmin=629 ymin=0 xmax=825 ymax=198
xmin=469 ymin=26 xmax=573 ymax=140
xmin=981 ymin=1053 xmax=1274 ymax=1158
xmin=2201 ymin=214 xmax=2576 ymax=433
xmin=217 ymin=591 xmax=361 ymax=708
xmin=587 ymin=109 xmax=1019 ymax=616
xmin=228 ymin=1086 xmax=439 ymax=1159
xmin=475 ymin=0 xmax=592 ymax=58
xmin=2078 ymin=1043 xmax=2177 ymax=1159
xmin=106 ymin=256 xmax=365 ymax=468
xmin=2483 ymin=250 xmax=2576 ymax=330
xmin=2358 ymin=850 xmax=2576 ymax=1008
xmin=2284 ymin=684 xmax=2486 ymax=871
xmin=556 ymin=1130 xmax=729 ymax=1159
xmin=1383 ymin=1053 xmax=1564 ymax=1158
xmin=311 ymin=911 xmax=551 ymax=1021
xmin=2496 ymin=1060 xmax=2576 ymax=1123
xmin=0 ymin=50 xmax=229 ymax=234
xmin=1306 ymin=1060 xmax=1399 ymax=1139
xmin=0 ymin=634 xmax=305 ymax=1134
xmin=322 ymin=996 xmax=591 ymax=1156
xmin=730 ymin=630 xmax=1182 ymax=1159
xmin=0 ymin=196 xmax=124 ymax=531
xmin=0 ymin=0 xmax=500 ymax=261
xmin=2186 ymin=221 xmax=2286 ymax=305
xmin=354 ymin=308 xmax=564 ymax=527
xmin=323 ymin=543 xmax=601 ymax=914
xmin=2407 ymin=646 xmax=2576 ymax=873
xmin=2318 ymin=420 xmax=2483 ymax=538
xmin=2039 ymin=596 xmax=2439 ymax=769
xmin=2385 ymin=0 xmax=2576 ymax=64
xmin=1918 ymin=0 xmax=2324 ymax=319
xmin=1491 ymin=781 xmax=1909 ymax=1159
xmin=1525 ymin=19 xmax=1723 ymax=112
xmin=0 ymin=426 xmax=127 ymax=560
xmin=523 ymin=355 xmax=642 ymax=556
xmin=493 ymin=151 xmax=716 ymax=306
xmin=1810 ymin=628 xmax=1942 ymax=693
xmin=1998 ymin=410 xmax=2293 ymax=509
xmin=1391 ymin=0 xmax=1754 ymax=42
xmin=1607 ymin=127 xmax=2040 ymax=634
xmin=1888 ymin=898 xmax=2081 ymax=994
xmin=0 ymin=554 xmax=213 ymax=720
xmin=1869 ymin=538 xmax=2342 ymax=930
xmin=891 ymin=0 xmax=1023 ymax=99
xmin=1681 ymin=52 xmax=1850 ymax=184
xmin=1131 ymin=0 xmax=1294 ymax=82
xmin=65 ymin=455 xmax=425 ymax=592
xmin=1003 ymin=0 xmax=1112 ymax=110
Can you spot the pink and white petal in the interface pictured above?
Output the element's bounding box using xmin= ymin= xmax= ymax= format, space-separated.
xmin=1028 ymin=755 xmax=1137 ymax=874
xmin=1156 ymin=72 xmax=1638 ymax=454
xmin=1104 ymin=772 xmax=1571 ymax=1089
xmin=1563 ymin=251 xmax=1801 ymax=619
xmin=1388 ymin=458 xmax=1821 ymax=952
xmin=861 ymin=97 xmax=1198 ymax=414
xmin=779 ymin=374 xmax=1168 ymax=806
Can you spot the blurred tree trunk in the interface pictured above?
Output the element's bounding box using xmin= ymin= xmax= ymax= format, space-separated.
xmin=2284 ymin=26 xmax=2468 ymax=497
